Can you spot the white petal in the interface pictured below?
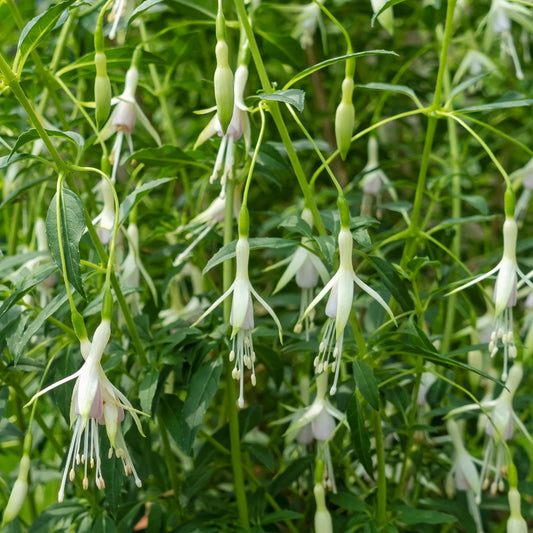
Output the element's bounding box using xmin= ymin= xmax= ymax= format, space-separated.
xmin=250 ymin=284 xmax=283 ymax=343
xmin=353 ymin=274 xmax=396 ymax=325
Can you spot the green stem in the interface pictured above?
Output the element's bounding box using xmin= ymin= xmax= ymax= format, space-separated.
xmin=222 ymin=178 xmax=249 ymax=528
xmin=233 ymin=0 xmax=326 ymax=236
xmin=372 ymin=409 xmax=387 ymax=526
xmin=401 ymin=0 xmax=457 ymax=268
xmin=138 ymin=19 xmax=178 ymax=145
xmin=0 ymin=52 xmax=67 ymax=172
xmin=441 ymin=68 xmax=461 ymax=355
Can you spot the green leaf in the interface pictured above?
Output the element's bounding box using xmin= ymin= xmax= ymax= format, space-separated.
xmin=396 ymin=505 xmax=456 ymax=525
xmin=10 ymin=128 xmax=84 ymax=160
xmin=203 ymin=238 xmax=294 ymax=274
xmin=92 ymin=514 xmax=118 ymax=533
xmin=46 ymin=189 xmax=86 ymax=299
xmin=128 ymin=0 xmax=166 ymax=23
xmin=367 ymin=255 xmax=413 ymax=312
xmin=0 ymin=176 xmax=50 ymax=210
xmin=177 ymin=357 xmax=222 ymax=454
xmin=244 ymin=442 xmax=275 ymax=472
xmin=269 ymin=456 xmax=313 ymax=496
xmin=357 ymin=82 xmax=423 ymax=109
xmin=13 ymin=292 xmax=69 ymax=363
xmin=128 ymin=145 xmax=197 ymax=168
xmin=347 ymin=393 xmax=373 ymax=477
xmin=261 ymin=510 xmax=303 ymax=525
xmin=0 ymin=387 xmax=9 ymax=419
xmin=17 ymin=1 xmax=76 ymax=70
xmin=371 ymin=0 xmax=406 ymax=26
xmin=118 ymin=177 xmax=174 ymax=225
xmin=285 ymin=50 xmax=397 ymax=88
xmin=0 ymin=263 xmax=57 ymax=322
xmin=457 ymin=95 xmax=533 ymax=113
xmin=255 ymin=89 xmax=306 ymax=113
xmin=428 ymin=214 xmax=496 ymax=233
xmin=139 ymin=368 xmax=159 ymax=414
xmin=353 ymin=360 xmax=379 ymax=411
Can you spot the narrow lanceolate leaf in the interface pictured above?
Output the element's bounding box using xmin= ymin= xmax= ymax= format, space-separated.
xmin=118 ymin=177 xmax=174 ymax=226
xmin=347 ymin=393 xmax=373 ymax=478
xmin=46 ymin=189 xmax=86 ymax=299
xmin=16 ymin=1 xmax=76 ymax=71
xmin=176 ymin=357 xmax=222 ymax=454
xmin=9 ymin=128 xmax=85 ymax=161
xmin=357 ymin=82 xmax=423 ymax=109
xmin=13 ymin=292 xmax=69 ymax=363
xmin=353 ymin=360 xmax=380 ymax=411
xmin=256 ymin=89 xmax=306 ymax=113
xmin=368 ymin=255 xmax=413 ymax=312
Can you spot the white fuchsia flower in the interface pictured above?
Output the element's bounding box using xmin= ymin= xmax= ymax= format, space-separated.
xmin=449 ymin=363 xmax=533 ymax=501
xmin=484 ymin=0 xmax=533 ymax=80
xmin=121 ymin=222 xmax=158 ymax=313
xmin=284 ymin=372 xmax=344 ymax=491
xmin=445 ymin=419 xmax=483 ymax=532
xmin=449 ymin=215 xmax=533 ymax=380
xmin=108 ymin=0 xmax=130 ymax=40
xmin=92 ymin=178 xmax=116 ymax=245
xmin=26 ymin=319 xmax=145 ymax=501
xmin=195 ymin=65 xmax=250 ymax=199
xmin=193 ymin=235 xmax=283 ymax=408
xmin=173 ymin=195 xmax=227 ymax=267
xmin=100 ymin=65 xmax=161 ymax=183
xmin=273 ymin=208 xmax=329 ymax=340
xmin=298 ymin=225 xmax=395 ymax=395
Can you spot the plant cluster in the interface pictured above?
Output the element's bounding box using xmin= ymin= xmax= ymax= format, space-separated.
xmin=1 ymin=0 xmax=533 ymax=532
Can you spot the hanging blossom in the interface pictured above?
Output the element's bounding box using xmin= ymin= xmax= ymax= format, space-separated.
xmin=484 ymin=0 xmax=533 ymax=80
xmin=445 ymin=419 xmax=484 ymax=533
xmin=108 ymin=0 xmax=131 ymax=40
xmin=273 ymin=208 xmax=329 ymax=340
xmin=297 ymin=221 xmax=396 ymax=395
xmin=449 ymin=362 xmax=532 ymax=502
xmin=100 ymin=64 xmax=161 ymax=183
xmin=92 ymin=178 xmax=116 ymax=245
xmin=284 ymin=372 xmax=344 ymax=491
xmin=121 ymin=222 xmax=158 ymax=314
xmin=173 ymin=196 xmax=227 ymax=267
xmin=26 ymin=318 xmax=145 ymax=502
xmin=193 ymin=234 xmax=283 ymax=408
xmin=195 ymin=64 xmax=250 ymax=199
xmin=449 ymin=214 xmax=533 ymax=380
xmin=513 ymin=158 xmax=533 ymax=221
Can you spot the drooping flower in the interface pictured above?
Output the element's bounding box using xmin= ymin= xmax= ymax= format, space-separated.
xmin=173 ymin=196 xmax=227 ymax=267
xmin=449 ymin=215 xmax=533 ymax=380
xmin=445 ymin=419 xmax=483 ymax=532
xmin=284 ymin=372 xmax=344 ymax=491
xmin=99 ymin=65 xmax=161 ymax=182
xmin=272 ymin=208 xmax=329 ymax=340
xmin=484 ymin=0 xmax=533 ymax=80
xmin=513 ymin=157 xmax=533 ymax=221
xmin=449 ymin=362 xmax=533 ymax=501
xmin=298 ymin=225 xmax=395 ymax=395
xmin=92 ymin=178 xmax=116 ymax=245
xmin=193 ymin=235 xmax=283 ymax=408
xmin=26 ymin=319 xmax=145 ymax=501
xmin=195 ymin=64 xmax=250 ymax=198
xmin=121 ymin=222 xmax=158 ymax=313
xmin=108 ymin=0 xmax=130 ymax=40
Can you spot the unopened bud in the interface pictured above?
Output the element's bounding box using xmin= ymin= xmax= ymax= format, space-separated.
xmin=2 ymin=455 xmax=30 ymax=525
xmin=214 ymin=40 xmax=234 ymax=134
xmin=335 ymin=77 xmax=355 ymax=160
xmin=95 ymin=53 xmax=112 ymax=129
